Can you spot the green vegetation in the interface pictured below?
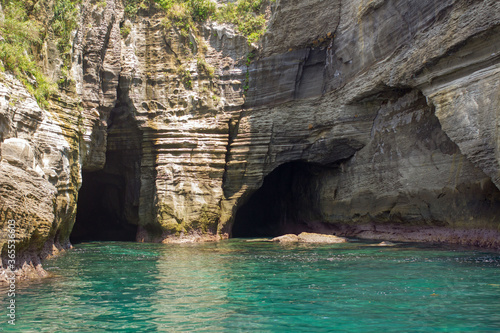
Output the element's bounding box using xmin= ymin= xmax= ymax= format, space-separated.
xmin=161 ymin=2 xmax=195 ymax=37
xmin=213 ymin=0 xmax=266 ymax=43
xmin=51 ymin=0 xmax=79 ymax=55
xmin=0 ymin=0 xmax=79 ymax=107
xmin=241 ymin=51 xmax=254 ymax=94
xmin=246 ymin=51 xmax=255 ymax=65
xmin=123 ymin=0 xmax=149 ymax=16
xmin=0 ymin=0 xmax=54 ymax=108
xmin=126 ymin=0 xmax=215 ymax=35
xmin=125 ymin=0 xmax=268 ymax=44
xmin=151 ymin=0 xmax=216 ymax=22
xmin=50 ymin=0 xmax=79 ymax=86
xmin=196 ymin=55 xmax=214 ymax=78
xmin=177 ymin=65 xmax=192 ymax=88
xmin=243 ymin=70 xmax=249 ymax=94
xmin=0 ymin=0 xmax=265 ymax=108
xmin=188 ymin=0 xmax=216 ymax=21
xmin=120 ymin=21 xmax=132 ymax=38
xmin=120 ymin=26 xmax=131 ymax=38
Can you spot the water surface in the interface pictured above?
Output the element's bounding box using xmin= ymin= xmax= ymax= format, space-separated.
xmin=2 ymin=239 xmax=500 ymax=332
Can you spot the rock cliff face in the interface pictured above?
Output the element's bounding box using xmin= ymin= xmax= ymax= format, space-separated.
xmin=1 ymin=0 xmax=500 ymax=280
xmin=224 ymin=0 xmax=500 ymax=244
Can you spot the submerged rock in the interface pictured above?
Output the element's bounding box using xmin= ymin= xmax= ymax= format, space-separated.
xmin=245 ymin=238 xmax=273 ymax=242
xmin=272 ymin=232 xmax=347 ymax=244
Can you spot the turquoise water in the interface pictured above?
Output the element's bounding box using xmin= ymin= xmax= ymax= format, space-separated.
xmin=2 ymin=239 xmax=500 ymax=332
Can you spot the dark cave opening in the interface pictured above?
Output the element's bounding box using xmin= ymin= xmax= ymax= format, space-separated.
xmin=71 ymin=91 xmax=142 ymax=243
xmin=231 ymin=161 xmax=324 ymax=238
xmin=71 ymin=171 xmax=138 ymax=243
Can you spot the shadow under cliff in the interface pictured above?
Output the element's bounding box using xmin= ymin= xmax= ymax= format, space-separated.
xmin=229 ymin=78 xmax=500 ymax=246
xmin=71 ymin=97 xmax=142 ymax=243
xmin=231 ymin=161 xmax=330 ymax=238
xmin=71 ymin=171 xmax=138 ymax=242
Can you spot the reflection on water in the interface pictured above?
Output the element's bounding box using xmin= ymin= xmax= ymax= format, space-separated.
xmin=151 ymin=244 xmax=234 ymax=331
xmin=2 ymin=240 xmax=500 ymax=332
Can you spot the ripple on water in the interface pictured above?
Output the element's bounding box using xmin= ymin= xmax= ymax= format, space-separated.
xmin=2 ymin=240 xmax=500 ymax=332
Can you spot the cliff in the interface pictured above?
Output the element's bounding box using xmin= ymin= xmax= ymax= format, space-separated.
xmin=1 ymin=0 xmax=500 ymax=281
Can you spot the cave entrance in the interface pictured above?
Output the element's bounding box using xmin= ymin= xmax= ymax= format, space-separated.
xmin=71 ymin=171 xmax=138 ymax=242
xmin=231 ymin=161 xmax=323 ymax=238
xmin=71 ymin=96 xmax=142 ymax=243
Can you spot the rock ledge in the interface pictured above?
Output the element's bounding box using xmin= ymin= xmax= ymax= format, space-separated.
xmin=271 ymin=232 xmax=347 ymax=244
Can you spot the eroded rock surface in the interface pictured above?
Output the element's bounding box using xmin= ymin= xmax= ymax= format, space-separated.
xmin=272 ymin=232 xmax=347 ymax=244
xmin=221 ymin=0 xmax=500 ymax=247
xmin=2 ymin=0 xmax=500 ymax=281
xmin=0 ymin=74 xmax=81 ymax=281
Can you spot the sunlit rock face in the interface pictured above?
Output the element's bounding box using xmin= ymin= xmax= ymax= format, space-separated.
xmin=0 ymin=74 xmax=81 ymax=281
xmin=1 ymin=0 xmax=500 ymax=280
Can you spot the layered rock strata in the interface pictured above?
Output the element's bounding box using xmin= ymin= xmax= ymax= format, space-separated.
xmin=221 ymin=0 xmax=500 ymax=247
xmin=0 ymin=74 xmax=81 ymax=280
xmin=1 ymin=0 xmax=500 ymax=281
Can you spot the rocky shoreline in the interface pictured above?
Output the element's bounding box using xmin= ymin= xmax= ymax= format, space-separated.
xmin=2 ymin=0 xmax=500 ymax=282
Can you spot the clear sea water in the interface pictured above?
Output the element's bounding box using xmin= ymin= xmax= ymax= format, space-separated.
xmin=2 ymin=239 xmax=500 ymax=332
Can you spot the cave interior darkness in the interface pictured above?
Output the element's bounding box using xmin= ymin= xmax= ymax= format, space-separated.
xmin=70 ymin=171 xmax=138 ymax=243
xmin=231 ymin=161 xmax=325 ymax=238
xmin=70 ymin=98 xmax=142 ymax=244
xmin=71 ymin=157 xmax=324 ymax=242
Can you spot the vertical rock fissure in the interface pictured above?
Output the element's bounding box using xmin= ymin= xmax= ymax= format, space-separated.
xmin=221 ymin=114 xmax=241 ymax=199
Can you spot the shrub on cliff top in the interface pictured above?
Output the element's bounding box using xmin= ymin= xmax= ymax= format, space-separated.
xmin=124 ymin=0 xmax=149 ymax=16
xmin=213 ymin=0 xmax=266 ymax=43
xmin=0 ymin=0 xmax=79 ymax=106
xmin=162 ymin=2 xmax=194 ymax=37
xmin=51 ymin=0 xmax=79 ymax=55
xmin=156 ymin=0 xmax=215 ymax=38
xmin=155 ymin=0 xmax=215 ymax=21
xmin=126 ymin=0 xmax=267 ymax=44
xmin=0 ymin=0 xmax=56 ymax=108
xmin=187 ymin=0 xmax=215 ymax=21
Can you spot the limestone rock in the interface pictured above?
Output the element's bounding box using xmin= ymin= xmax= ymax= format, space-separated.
xmin=297 ymin=232 xmax=347 ymax=244
xmin=220 ymin=0 xmax=500 ymax=247
xmin=0 ymin=74 xmax=81 ymax=282
xmin=1 ymin=138 xmax=36 ymax=170
xmin=261 ymin=0 xmax=341 ymax=57
xmin=376 ymin=241 xmax=396 ymax=247
xmin=272 ymin=232 xmax=347 ymax=243
xmin=271 ymin=234 xmax=299 ymax=243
